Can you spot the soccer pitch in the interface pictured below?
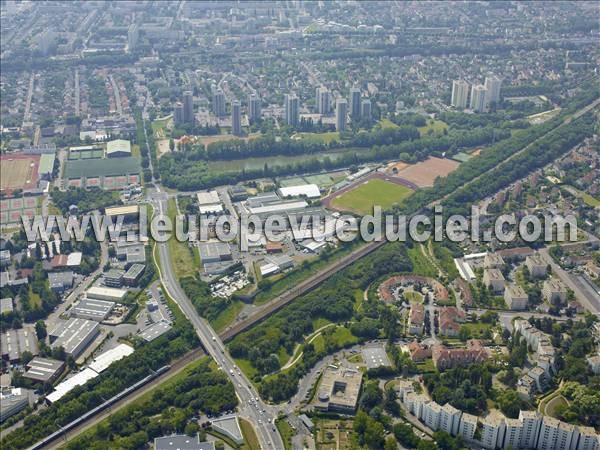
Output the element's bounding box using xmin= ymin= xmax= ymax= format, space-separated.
xmin=330 ymin=178 xmax=413 ymax=215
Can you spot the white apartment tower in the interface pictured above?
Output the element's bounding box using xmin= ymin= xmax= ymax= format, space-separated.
xmin=470 ymin=84 xmax=488 ymax=112
xmin=451 ymin=80 xmax=469 ymax=109
xmin=484 ymin=76 xmax=502 ymax=108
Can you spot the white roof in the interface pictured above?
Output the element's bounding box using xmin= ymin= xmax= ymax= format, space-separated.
xmin=278 ymin=184 xmax=321 ymax=198
xmin=106 ymin=139 xmax=131 ymax=155
xmin=66 ymin=252 xmax=82 ymax=266
xmin=260 ymin=263 xmax=279 ymax=276
xmin=89 ymin=343 xmax=134 ymax=373
xmin=248 ymin=200 xmax=308 ymax=215
xmin=197 ymin=190 xmax=220 ymax=205
xmin=199 ymin=204 xmax=224 ymax=214
xmin=46 ymin=368 xmax=99 ymax=403
xmin=300 ymin=239 xmax=328 ymax=251
xmin=86 ymin=286 xmax=128 ymax=300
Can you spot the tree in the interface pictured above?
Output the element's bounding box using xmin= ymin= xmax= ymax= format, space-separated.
xmin=169 ymin=138 xmax=175 ymax=151
xmin=433 ymin=431 xmax=462 ymax=450
xmin=384 ymin=436 xmax=398 ymax=450
xmin=35 ymin=320 xmax=47 ymax=340
xmin=184 ymin=421 xmax=199 ymax=436
xmin=20 ymin=350 xmax=34 ymax=365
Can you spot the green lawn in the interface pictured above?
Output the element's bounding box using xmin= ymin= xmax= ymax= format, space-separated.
xmin=293 ymin=131 xmax=340 ymax=144
xmin=418 ymin=119 xmax=448 ymax=136
xmin=240 ymin=418 xmax=261 ymax=450
xmin=276 ymin=418 xmax=294 ymax=450
xmin=331 ymin=178 xmax=413 ymax=214
xmin=408 ymin=245 xmax=438 ymax=277
xmin=166 ymin=198 xmax=198 ymax=279
xmin=378 ymin=118 xmax=400 ymax=129
xmin=545 ymin=395 xmax=569 ymax=418
xmin=210 ymin=300 xmax=245 ymax=333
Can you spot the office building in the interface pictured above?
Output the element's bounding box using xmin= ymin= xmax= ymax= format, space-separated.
xmin=451 ymin=80 xmax=469 ymax=109
xmin=122 ymin=264 xmax=145 ymax=286
xmin=484 ymin=252 xmax=505 ymax=269
xmin=470 ymin=84 xmax=487 ymax=112
xmin=49 ymin=318 xmax=100 ymax=359
xmin=314 ymin=365 xmax=363 ymax=413
xmin=183 ymin=91 xmax=194 ymax=123
xmin=284 ymin=94 xmax=299 ymax=126
xmin=103 ymin=268 xmax=125 ymax=287
xmin=484 ymin=76 xmax=502 ymax=107
xmin=361 ymin=99 xmax=372 ymax=119
xmin=350 ymin=87 xmax=361 ymax=118
xmin=316 ymin=87 xmax=330 ymax=115
xmin=48 ymin=271 xmax=74 ymax=293
xmin=23 ymin=357 xmax=65 ymax=384
xmin=231 ymin=100 xmax=242 ymax=136
xmin=336 ymin=98 xmax=348 ymax=131
xmin=248 ymin=94 xmax=261 ymax=121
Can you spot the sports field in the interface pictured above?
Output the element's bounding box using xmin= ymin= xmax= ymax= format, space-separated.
xmin=0 ymin=154 xmax=40 ymax=194
xmin=330 ymin=178 xmax=413 ymax=214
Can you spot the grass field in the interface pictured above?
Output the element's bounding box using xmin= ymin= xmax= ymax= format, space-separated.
xmin=210 ymin=299 xmax=245 ymax=333
xmin=330 ymin=178 xmax=413 ymax=214
xmin=276 ymin=418 xmax=295 ymax=450
xmin=0 ymin=156 xmax=38 ymax=191
xmin=166 ymin=198 xmax=199 ymax=279
xmin=240 ymin=418 xmax=261 ymax=450
xmin=408 ymin=245 xmax=438 ymax=278
xmin=316 ymin=419 xmax=357 ymax=450
xmin=418 ymin=119 xmax=448 ymax=136
xmin=545 ymin=395 xmax=569 ymax=418
xmin=378 ymin=118 xmax=399 ymax=129
xmin=293 ymin=131 xmax=340 ymax=144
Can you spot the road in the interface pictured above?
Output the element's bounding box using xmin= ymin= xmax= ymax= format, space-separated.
xmin=38 ymin=349 xmax=204 ymax=450
xmin=150 ymin=188 xmax=283 ymax=450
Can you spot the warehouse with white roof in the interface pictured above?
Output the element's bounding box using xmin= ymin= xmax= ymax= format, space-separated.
xmin=49 ymin=318 xmax=100 ymax=359
xmin=278 ymin=184 xmax=321 ymax=198
xmin=86 ymin=286 xmax=128 ymax=302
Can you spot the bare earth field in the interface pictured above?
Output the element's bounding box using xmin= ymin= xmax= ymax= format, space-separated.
xmin=0 ymin=153 xmax=40 ymax=194
xmin=395 ymin=156 xmax=460 ymax=187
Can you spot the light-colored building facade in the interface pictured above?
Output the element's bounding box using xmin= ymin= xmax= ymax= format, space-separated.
xmin=451 ymin=80 xmax=469 ymax=109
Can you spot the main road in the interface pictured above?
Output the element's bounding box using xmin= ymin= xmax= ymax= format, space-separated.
xmin=149 ymin=188 xmax=283 ymax=450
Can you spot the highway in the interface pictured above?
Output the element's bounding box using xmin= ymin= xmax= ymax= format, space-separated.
xmin=149 ymin=188 xmax=283 ymax=450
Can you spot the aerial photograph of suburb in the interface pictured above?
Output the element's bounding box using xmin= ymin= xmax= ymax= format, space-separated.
xmin=0 ymin=1 xmax=598 ymax=450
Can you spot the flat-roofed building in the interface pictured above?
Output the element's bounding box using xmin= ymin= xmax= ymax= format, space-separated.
xmin=483 ymin=268 xmax=506 ymax=293
xmin=196 ymin=190 xmax=223 ymax=214
xmin=199 ymin=241 xmax=232 ymax=264
xmin=519 ymin=410 xmax=542 ymax=449
xmin=526 ymin=253 xmax=548 ymax=278
xmin=49 ymin=318 xmax=100 ymax=359
xmin=139 ymin=321 xmax=172 ymax=341
xmin=23 ymin=357 xmax=65 ymax=383
xmin=48 ymin=271 xmax=74 ymax=293
xmin=70 ymin=298 xmax=115 ymax=321
xmin=86 ymin=286 xmax=127 ymax=302
xmin=576 ymin=426 xmax=600 ymax=450
xmin=314 ymin=365 xmax=363 ymax=413
xmin=542 ymin=278 xmax=568 ymax=305
xmin=0 ymin=297 xmax=13 ymax=314
xmin=537 ymin=416 xmax=561 ymax=450
xmin=440 ymin=403 xmax=461 ymax=436
xmin=89 ymin=343 xmax=134 ymax=373
xmin=103 ymin=269 xmax=125 ymax=287
xmin=479 ymin=412 xmax=506 ymax=450
xmin=503 ymin=418 xmax=523 ymax=450
xmin=46 ymin=367 xmax=99 ymax=403
xmin=458 ymin=412 xmax=478 ymax=441
xmin=122 ymin=263 xmax=145 ymax=286
xmin=277 ymin=184 xmax=321 ymax=199
xmin=422 ymin=401 xmax=442 ymax=430
xmin=154 ymin=434 xmax=215 ymax=450
xmin=484 ymin=253 xmax=505 ymax=269
xmin=1 ymin=326 xmax=38 ymax=362
xmin=504 ymin=283 xmax=529 ymax=310
xmin=105 ymin=204 xmax=139 ymax=219
xmin=0 ymin=388 xmax=30 ymax=422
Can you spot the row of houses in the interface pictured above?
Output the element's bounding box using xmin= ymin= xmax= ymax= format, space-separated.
xmin=396 ymin=380 xmax=599 ymax=450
